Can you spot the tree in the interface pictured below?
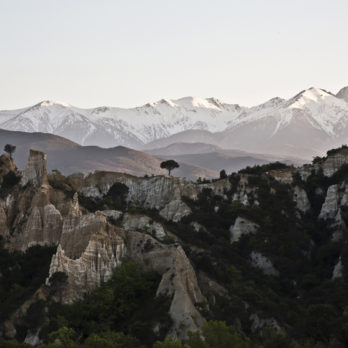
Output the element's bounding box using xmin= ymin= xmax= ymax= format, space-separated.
xmin=4 ymin=144 xmax=16 ymax=159
xmin=105 ymin=182 xmax=129 ymax=210
xmin=219 ymin=169 xmax=227 ymax=179
xmin=160 ymin=160 xmax=179 ymax=176
xmin=49 ymin=271 xmax=68 ymax=302
xmin=153 ymin=336 xmax=190 ymax=348
xmin=83 ymin=332 xmax=144 ymax=348
xmin=47 ymin=327 xmax=78 ymax=348
xmin=187 ymin=321 xmax=250 ymax=348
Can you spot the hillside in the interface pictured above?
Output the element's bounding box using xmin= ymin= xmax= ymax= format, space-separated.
xmin=146 ymin=142 xmax=306 ymax=173
xmin=1 ymin=146 xmax=348 ymax=346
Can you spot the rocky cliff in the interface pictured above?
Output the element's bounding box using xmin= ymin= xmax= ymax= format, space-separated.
xmin=0 ymin=150 xmax=210 ymax=340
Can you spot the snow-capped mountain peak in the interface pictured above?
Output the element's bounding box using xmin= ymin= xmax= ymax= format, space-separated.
xmin=37 ymin=100 xmax=71 ymax=108
xmin=288 ymin=87 xmax=339 ymax=108
xmin=225 ymin=87 xmax=348 ymax=133
xmin=174 ymin=96 xmax=222 ymax=110
xmin=284 ymin=87 xmax=348 ymax=134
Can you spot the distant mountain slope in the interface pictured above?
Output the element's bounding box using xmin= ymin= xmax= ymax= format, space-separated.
xmin=0 ymin=130 xmax=216 ymax=179
xmin=157 ymin=152 xmax=269 ymax=174
xmin=141 ymin=130 xmax=219 ymax=150
xmin=145 ymin=142 xmax=227 ymax=155
xmin=218 ymin=88 xmax=348 ymax=157
xmin=147 ymin=143 xmax=306 ymax=174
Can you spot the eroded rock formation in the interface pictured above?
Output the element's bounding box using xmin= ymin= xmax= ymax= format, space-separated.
xmin=21 ymin=149 xmax=48 ymax=187
xmin=0 ymin=149 xmax=208 ymax=339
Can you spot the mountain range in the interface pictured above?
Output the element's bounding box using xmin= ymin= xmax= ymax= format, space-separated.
xmin=1 ymin=86 xmax=348 ymax=159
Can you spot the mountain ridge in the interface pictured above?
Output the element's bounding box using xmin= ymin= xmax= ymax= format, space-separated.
xmin=1 ymin=86 xmax=348 ymax=158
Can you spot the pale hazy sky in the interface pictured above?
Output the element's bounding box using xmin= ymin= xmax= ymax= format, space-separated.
xmin=1 ymin=0 xmax=348 ymax=109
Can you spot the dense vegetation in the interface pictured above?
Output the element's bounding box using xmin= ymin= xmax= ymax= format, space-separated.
xmin=43 ymin=262 xmax=171 ymax=346
xmin=238 ymin=161 xmax=289 ymax=175
xmin=0 ymin=170 xmax=20 ymax=198
xmin=0 ymin=241 xmax=56 ymax=323
xmin=0 ymin=261 xmax=172 ymax=347
xmin=160 ymin=170 xmax=348 ymax=346
xmin=1 ymin=316 xmax=321 ymax=348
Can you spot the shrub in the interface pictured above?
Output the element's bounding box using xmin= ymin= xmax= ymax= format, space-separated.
xmin=0 ymin=171 xmax=20 ymax=198
xmin=104 ymin=183 xmax=129 ymax=210
xmin=239 ymin=162 xmax=289 ymax=175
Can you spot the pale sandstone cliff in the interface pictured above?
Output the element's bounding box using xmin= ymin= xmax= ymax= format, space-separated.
xmin=67 ymin=171 xmax=231 ymax=209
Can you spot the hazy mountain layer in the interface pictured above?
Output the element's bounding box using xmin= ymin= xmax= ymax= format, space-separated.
xmin=0 ymin=129 xmax=216 ymax=179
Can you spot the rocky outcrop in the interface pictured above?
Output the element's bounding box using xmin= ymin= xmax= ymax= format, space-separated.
xmin=7 ymin=185 xmax=66 ymax=250
xmin=232 ymin=175 xmax=257 ymax=206
xmin=230 ymin=217 xmax=259 ymax=243
xmin=24 ymin=329 xmax=41 ymax=346
xmin=160 ymin=200 xmax=191 ymax=222
xmin=269 ymin=168 xmax=295 ymax=184
xmin=21 ymin=150 xmax=48 ymax=187
xmin=122 ymin=213 xmax=166 ymax=239
xmin=319 ymin=184 xmax=348 ymax=227
xmin=75 ymin=173 xmax=197 ymax=209
xmin=250 ymin=252 xmax=279 ymax=276
xmin=102 ymin=209 xmax=123 ymax=221
xmin=321 ymin=150 xmax=348 ymax=177
xmin=126 ymin=231 xmax=205 ymax=339
xmin=319 ymin=185 xmax=339 ymax=220
xmin=69 ymin=172 xmax=231 ymax=210
xmin=296 ymin=148 xmax=348 ymax=180
xmin=190 ymin=221 xmax=206 ymax=233
xmin=48 ymin=211 xmax=126 ymax=303
xmin=0 ymin=150 xmax=66 ymax=249
xmin=293 ymin=186 xmax=310 ymax=213
xmin=332 ymin=258 xmax=343 ymax=279
xmin=297 ymin=164 xmax=313 ymax=181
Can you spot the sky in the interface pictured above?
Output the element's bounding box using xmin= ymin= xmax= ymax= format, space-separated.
xmin=1 ymin=0 xmax=348 ymax=109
